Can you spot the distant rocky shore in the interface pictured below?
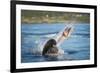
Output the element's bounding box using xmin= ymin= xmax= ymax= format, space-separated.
xmin=21 ymin=10 xmax=90 ymax=24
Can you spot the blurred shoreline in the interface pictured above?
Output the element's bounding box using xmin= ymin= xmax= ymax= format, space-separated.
xmin=21 ymin=21 xmax=90 ymax=24
xmin=21 ymin=10 xmax=90 ymax=24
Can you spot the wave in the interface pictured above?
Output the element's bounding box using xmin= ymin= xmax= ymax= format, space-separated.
xmin=22 ymin=31 xmax=58 ymax=35
xmin=22 ymin=31 xmax=90 ymax=39
xmin=22 ymin=31 xmax=89 ymax=35
xmin=73 ymin=31 xmax=89 ymax=34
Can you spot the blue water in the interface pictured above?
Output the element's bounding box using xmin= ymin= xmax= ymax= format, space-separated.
xmin=21 ymin=23 xmax=90 ymax=63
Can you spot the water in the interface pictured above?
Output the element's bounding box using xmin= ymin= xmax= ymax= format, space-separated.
xmin=21 ymin=23 xmax=90 ymax=63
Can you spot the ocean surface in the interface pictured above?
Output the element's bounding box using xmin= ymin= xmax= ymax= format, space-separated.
xmin=21 ymin=23 xmax=90 ymax=63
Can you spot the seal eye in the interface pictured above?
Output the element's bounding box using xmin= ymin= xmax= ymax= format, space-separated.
xmin=42 ymin=39 xmax=57 ymax=55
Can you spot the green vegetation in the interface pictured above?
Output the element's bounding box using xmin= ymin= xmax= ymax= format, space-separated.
xmin=21 ymin=10 xmax=90 ymax=24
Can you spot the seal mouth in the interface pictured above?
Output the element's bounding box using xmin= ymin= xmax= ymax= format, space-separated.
xmin=42 ymin=39 xmax=64 ymax=56
xmin=44 ymin=47 xmax=64 ymax=57
xmin=45 ymin=45 xmax=59 ymax=56
xmin=42 ymin=39 xmax=57 ymax=55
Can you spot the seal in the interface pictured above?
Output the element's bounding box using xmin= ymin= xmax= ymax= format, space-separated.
xmin=42 ymin=27 xmax=73 ymax=56
xmin=42 ymin=39 xmax=57 ymax=55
